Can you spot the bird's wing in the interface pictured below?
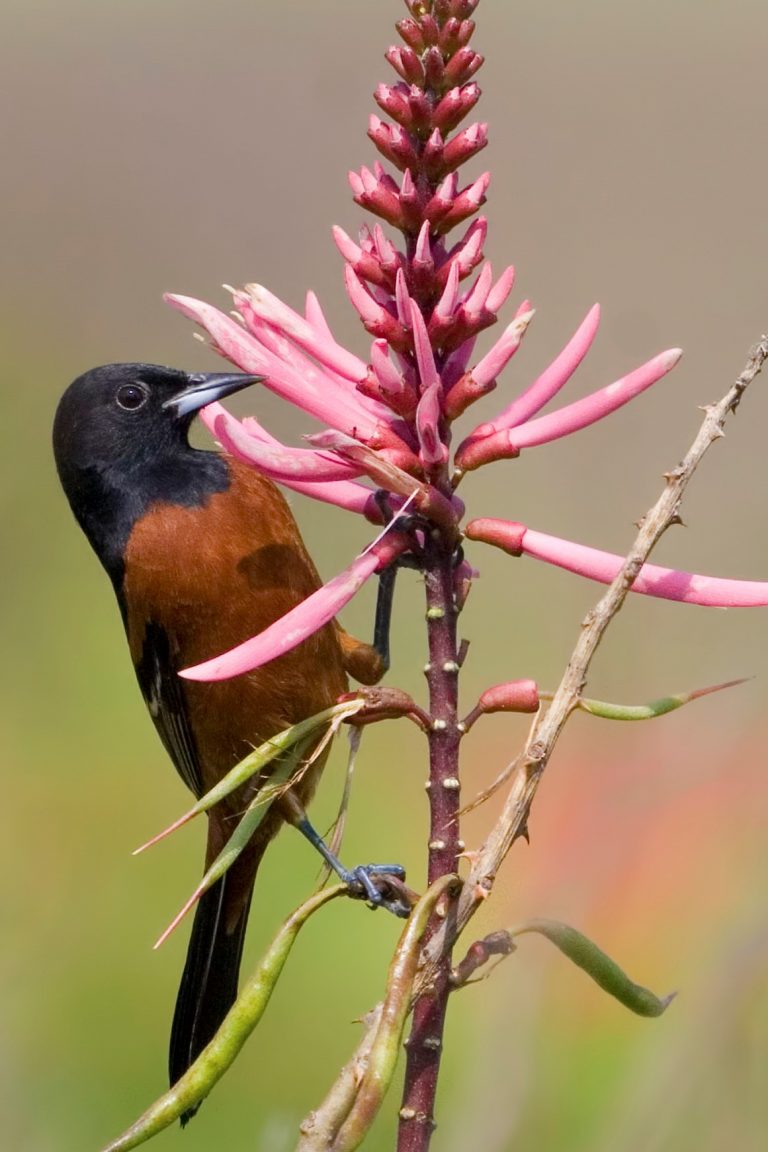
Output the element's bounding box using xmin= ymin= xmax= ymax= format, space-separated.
xmin=133 ymin=618 xmax=203 ymax=798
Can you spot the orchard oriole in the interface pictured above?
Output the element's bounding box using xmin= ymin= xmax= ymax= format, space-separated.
xmin=53 ymin=363 xmax=405 ymax=1120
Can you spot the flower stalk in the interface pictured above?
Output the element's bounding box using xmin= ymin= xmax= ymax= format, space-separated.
xmin=395 ymin=533 xmax=463 ymax=1152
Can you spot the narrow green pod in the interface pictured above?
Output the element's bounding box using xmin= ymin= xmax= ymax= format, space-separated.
xmin=511 ymin=919 xmax=675 ymax=1017
xmin=99 ymin=886 xmax=345 ymax=1152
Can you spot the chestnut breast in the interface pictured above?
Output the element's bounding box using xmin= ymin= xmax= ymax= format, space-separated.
xmin=122 ymin=456 xmax=348 ymax=797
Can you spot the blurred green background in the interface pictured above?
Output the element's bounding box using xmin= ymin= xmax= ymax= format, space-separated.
xmin=2 ymin=1 xmax=767 ymax=1149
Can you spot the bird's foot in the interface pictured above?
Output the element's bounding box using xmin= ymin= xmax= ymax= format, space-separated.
xmin=342 ymin=863 xmax=412 ymax=918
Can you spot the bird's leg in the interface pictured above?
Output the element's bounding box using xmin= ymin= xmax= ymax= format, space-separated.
xmin=278 ymin=791 xmax=411 ymax=918
xmin=372 ymin=563 xmax=396 ymax=672
xmin=371 ymin=490 xmax=429 ymax=672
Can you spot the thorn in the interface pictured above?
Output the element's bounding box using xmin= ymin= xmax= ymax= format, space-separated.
xmin=457 ymin=847 xmax=481 ymax=866
xmin=515 ymin=821 xmax=530 ymax=845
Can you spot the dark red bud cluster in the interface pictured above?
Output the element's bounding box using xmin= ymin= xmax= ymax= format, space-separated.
xmin=338 ymin=0 xmax=502 ymax=489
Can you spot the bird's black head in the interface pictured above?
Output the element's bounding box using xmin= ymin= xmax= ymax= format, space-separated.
xmin=53 ymin=362 xmax=261 ymax=586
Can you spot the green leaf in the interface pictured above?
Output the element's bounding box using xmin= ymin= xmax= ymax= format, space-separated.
xmin=134 ymin=698 xmax=363 ymax=853
xmin=153 ymin=740 xmax=312 ymax=948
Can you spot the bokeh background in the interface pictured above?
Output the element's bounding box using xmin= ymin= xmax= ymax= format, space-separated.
xmin=2 ymin=1 xmax=767 ymax=1149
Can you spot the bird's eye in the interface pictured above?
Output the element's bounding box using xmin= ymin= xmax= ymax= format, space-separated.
xmin=116 ymin=383 xmax=149 ymax=411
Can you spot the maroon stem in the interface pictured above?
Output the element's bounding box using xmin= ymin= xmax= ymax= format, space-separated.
xmin=396 ymin=533 xmax=461 ymax=1152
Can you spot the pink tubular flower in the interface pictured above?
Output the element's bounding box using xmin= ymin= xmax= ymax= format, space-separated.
xmin=465 ymin=519 xmax=768 ymax=608
xmin=455 ymin=347 xmax=682 ymax=471
xmin=181 ymin=533 xmax=410 ymax=682
xmin=199 ymin=403 xmax=380 ymax=519
xmin=213 ymin=408 xmax=364 ymax=483
xmin=167 ymin=0 xmax=765 ymax=684
xmin=166 ymin=293 xmax=387 ymax=442
xmin=468 ymin=303 xmax=601 ymax=437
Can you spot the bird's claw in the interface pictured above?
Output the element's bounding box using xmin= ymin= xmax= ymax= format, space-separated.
xmin=345 ymin=863 xmax=411 ymax=918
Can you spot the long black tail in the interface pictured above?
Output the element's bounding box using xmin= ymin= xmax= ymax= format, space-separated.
xmin=169 ymin=873 xmax=252 ymax=1124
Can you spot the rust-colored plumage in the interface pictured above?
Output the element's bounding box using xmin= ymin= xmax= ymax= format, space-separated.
xmin=123 ymin=459 xmax=357 ymax=921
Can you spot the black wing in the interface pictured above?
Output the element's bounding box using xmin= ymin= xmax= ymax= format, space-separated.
xmin=133 ymin=619 xmax=203 ymax=798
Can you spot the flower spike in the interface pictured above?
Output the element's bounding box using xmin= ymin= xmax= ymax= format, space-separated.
xmin=152 ymin=6 xmax=768 ymax=1146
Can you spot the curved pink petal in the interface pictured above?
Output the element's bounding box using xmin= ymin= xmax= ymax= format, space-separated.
xmin=202 ymin=400 xmax=297 ymax=452
xmin=455 ymin=347 xmax=682 ymax=471
xmin=370 ymin=339 xmax=416 ymax=410
xmin=437 ymin=217 xmax=487 ymax=289
xmin=211 ymin=409 xmax=362 ymax=482
xmin=433 ymin=260 xmax=460 ymax=322
xmin=410 ymin=301 xmax=440 ymax=393
xmin=200 ymin=403 xmax=379 ymax=516
xmin=460 ymin=261 xmax=493 ymax=320
xmin=442 ymin=335 xmax=478 ymax=390
xmin=439 ymin=170 xmax=490 ymax=228
xmin=485 ymin=265 xmax=516 ymax=315
xmin=180 ymin=536 xmax=408 ymax=682
xmin=233 ymin=293 xmax=393 ymax=426
xmin=344 ymin=266 xmax=408 ymax=346
xmin=511 ymin=348 xmax=682 ymax=449
xmin=522 ymin=528 xmax=768 ymax=606
xmin=466 ymin=518 xmax=768 ymax=607
xmin=413 ymin=219 xmax=431 ymax=267
xmin=278 ymin=478 xmax=380 ymax=517
xmin=241 ymin=282 xmax=369 ymax=385
xmin=395 ymin=268 xmax=414 ymax=328
xmin=470 ymin=310 xmax=534 ymax=389
xmin=304 ymin=291 xmax=335 ymax=340
xmin=307 ymin=430 xmax=424 ymax=496
xmin=477 ymin=304 xmax=602 ymax=437
xmin=416 ymin=382 xmax=447 ymax=467
xmin=371 ymin=223 xmax=400 ymax=273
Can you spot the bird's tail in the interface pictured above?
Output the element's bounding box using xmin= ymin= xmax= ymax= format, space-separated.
xmin=168 ymin=869 xmax=254 ymax=1124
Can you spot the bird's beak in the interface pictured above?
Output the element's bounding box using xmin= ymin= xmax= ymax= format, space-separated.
xmin=163 ymin=372 xmax=264 ymax=418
